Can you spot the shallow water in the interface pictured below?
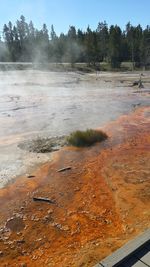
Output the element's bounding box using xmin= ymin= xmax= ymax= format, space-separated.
xmin=0 ymin=70 xmax=149 ymax=187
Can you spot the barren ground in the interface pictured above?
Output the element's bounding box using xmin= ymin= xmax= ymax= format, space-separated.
xmin=0 ymin=70 xmax=149 ymax=186
xmin=0 ymin=70 xmax=149 ymax=266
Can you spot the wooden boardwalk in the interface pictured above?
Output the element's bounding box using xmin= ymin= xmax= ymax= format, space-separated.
xmin=95 ymin=229 xmax=150 ymax=267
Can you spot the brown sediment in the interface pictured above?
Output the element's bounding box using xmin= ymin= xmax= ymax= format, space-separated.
xmin=0 ymin=107 xmax=150 ymax=267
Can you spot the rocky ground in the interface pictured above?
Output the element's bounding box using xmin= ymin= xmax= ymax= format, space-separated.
xmin=0 ymin=106 xmax=149 ymax=267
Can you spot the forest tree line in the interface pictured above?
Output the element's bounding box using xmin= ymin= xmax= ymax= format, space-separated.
xmin=0 ymin=15 xmax=150 ymax=68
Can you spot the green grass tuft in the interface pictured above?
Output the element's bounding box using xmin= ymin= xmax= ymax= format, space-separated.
xmin=67 ymin=129 xmax=108 ymax=147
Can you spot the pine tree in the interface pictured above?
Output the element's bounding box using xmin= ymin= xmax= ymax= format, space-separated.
xmin=109 ymin=25 xmax=122 ymax=68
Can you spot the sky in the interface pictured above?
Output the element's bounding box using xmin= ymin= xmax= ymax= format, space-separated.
xmin=0 ymin=0 xmax=150 ymax=35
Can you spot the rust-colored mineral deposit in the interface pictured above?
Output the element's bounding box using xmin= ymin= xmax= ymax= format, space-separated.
xmin=0 ymin=107 xmax=149 ymax=267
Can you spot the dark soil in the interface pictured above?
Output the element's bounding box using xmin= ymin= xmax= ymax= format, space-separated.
xmin=18 ymin=136 xmax=67 ymax=153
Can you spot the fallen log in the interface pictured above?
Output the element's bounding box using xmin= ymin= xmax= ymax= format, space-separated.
xmin=57 ymin=167 xmax=71 ymax=172
xmin=132 ymin=81 xmax=139 ymax=86
xmin=33 ymin=197 xmax=56 ymax=204
xmin=27 ymin=175 xmax=35 ymax=178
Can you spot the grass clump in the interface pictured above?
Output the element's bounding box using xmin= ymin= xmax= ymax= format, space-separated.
xmin=67 ymin=129 xmax=108 ymax=147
